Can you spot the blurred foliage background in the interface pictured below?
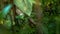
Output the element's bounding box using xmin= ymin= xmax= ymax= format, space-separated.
xmin=0 ymin=0 xmax=60 ymax=34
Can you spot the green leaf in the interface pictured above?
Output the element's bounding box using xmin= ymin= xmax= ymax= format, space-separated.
xmin=41 ymin=24 xmax=49 ymax=34
xmin=14 ymin=0 xmax=34 ymax=16
xmin=3 ymin=20 xmax=11 ymax=29
xmin=0 ymin=4 xmax=12 ymax=20
xmin=16 ymin=13 xmax=24 ymax=19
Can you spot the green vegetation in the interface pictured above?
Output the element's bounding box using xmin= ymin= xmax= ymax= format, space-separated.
xmin=0 ymin=0 xmax=60 ymax=34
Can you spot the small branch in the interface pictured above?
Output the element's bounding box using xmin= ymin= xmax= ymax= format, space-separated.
xmin=28 ymin=17 xmax=36 ymax=25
